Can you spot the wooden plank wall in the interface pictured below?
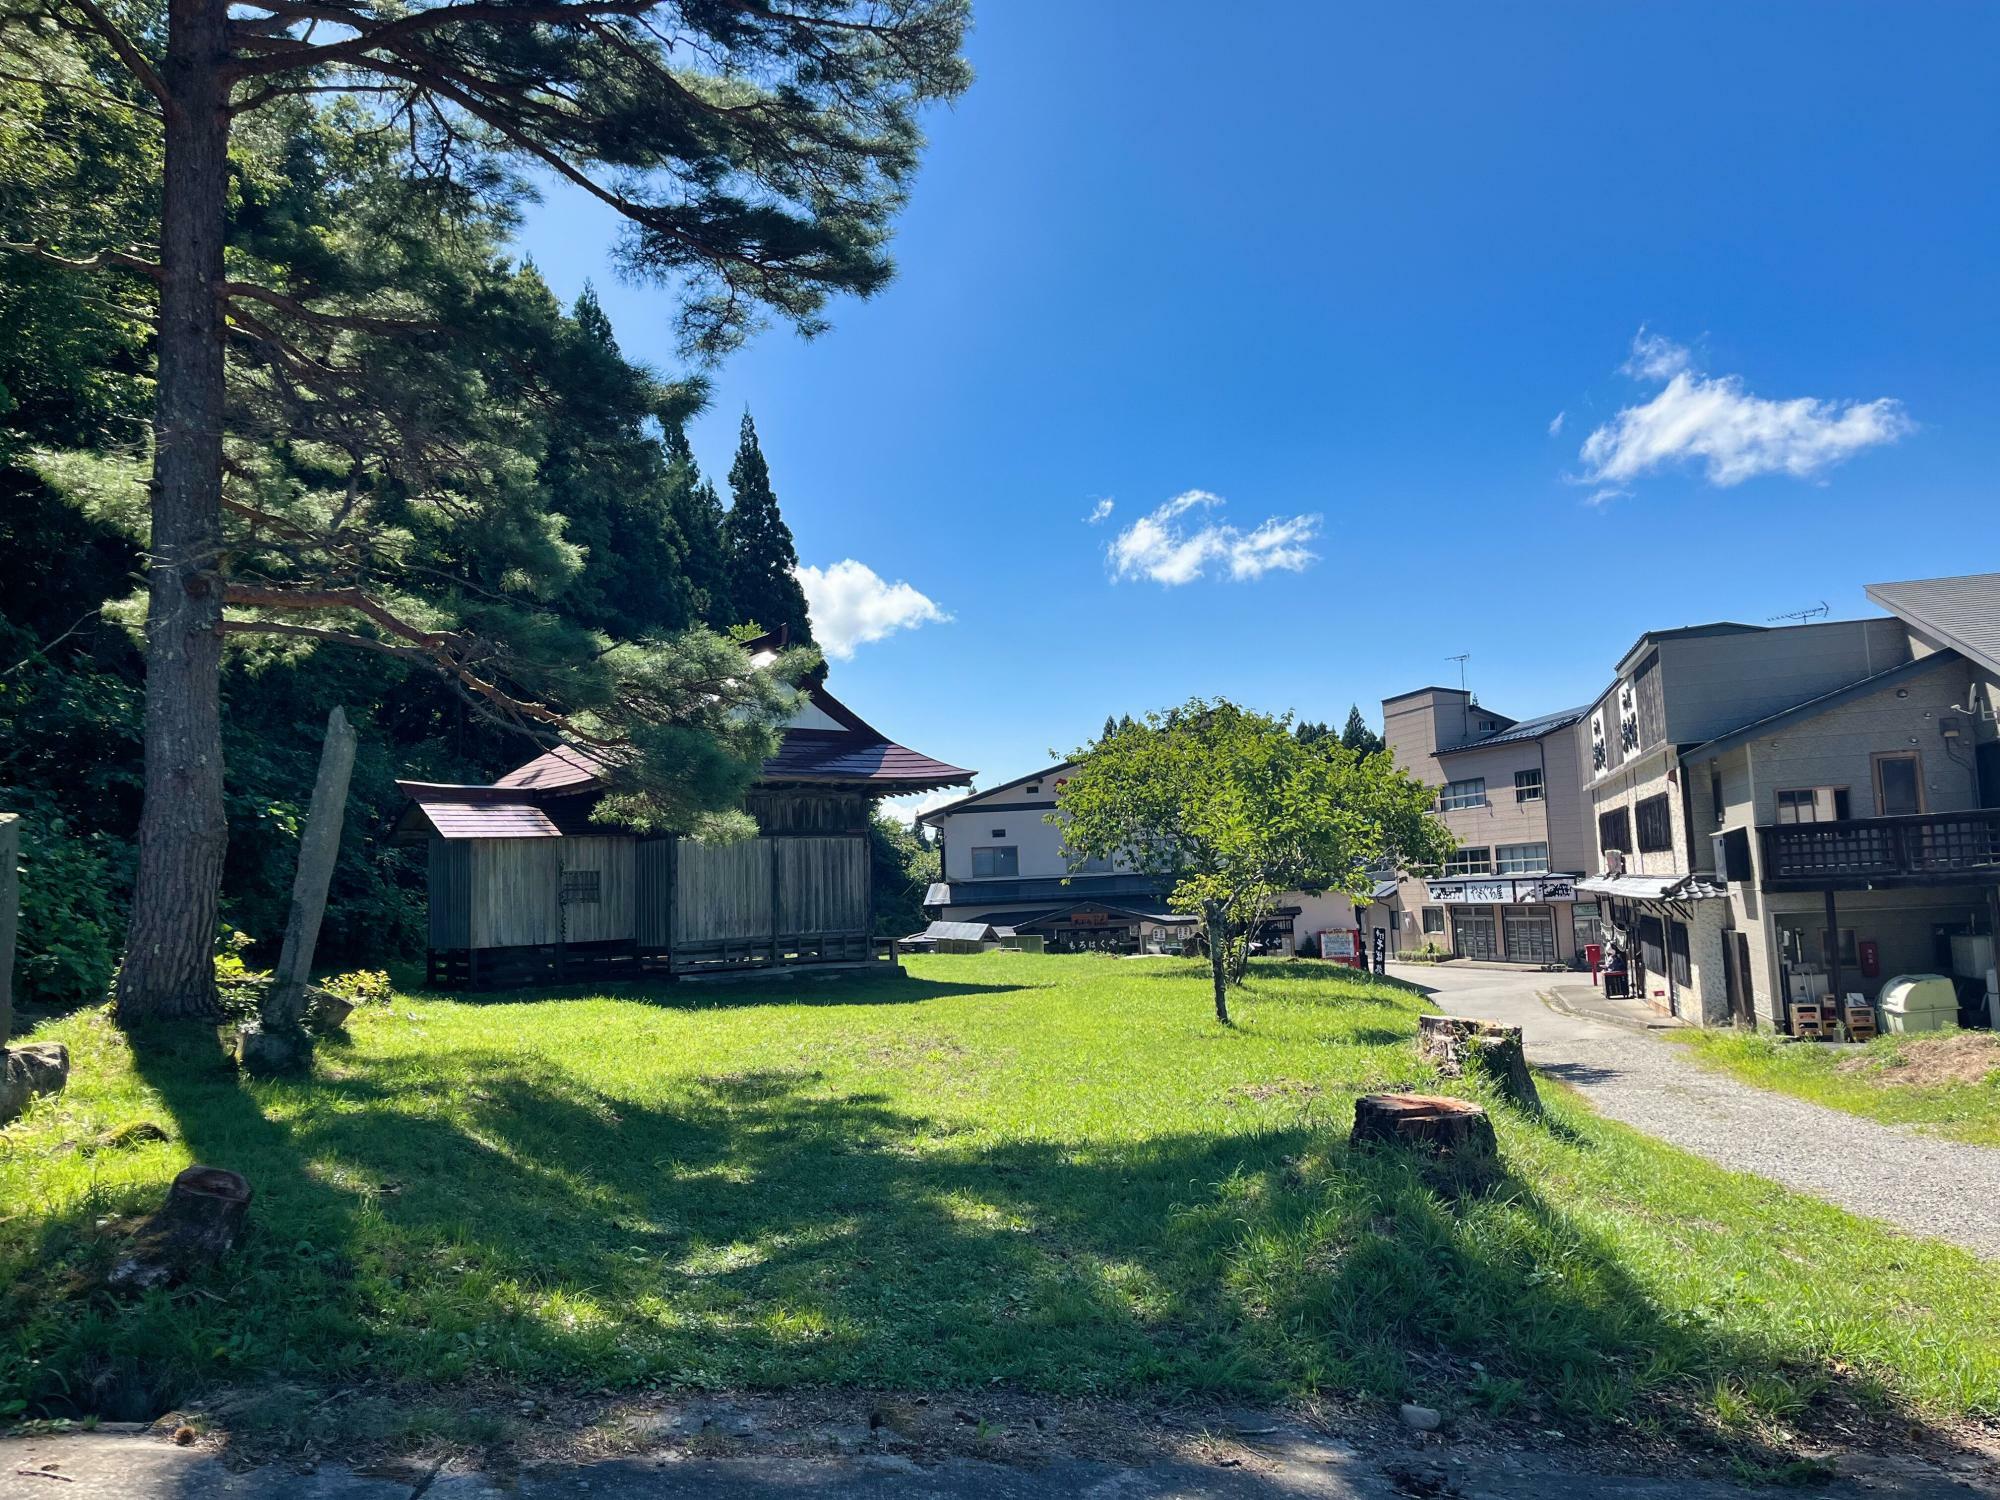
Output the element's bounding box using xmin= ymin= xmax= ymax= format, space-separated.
xmin=672 ymin=838 xmax=776 ymax=944
xmin=633 ymin=839 xmax=673 ymax=947
xmin=777 ymin=836 xmax=869 ymax=935
xmin=428 ymin=840 xmax=472 ymax=948
xmin=559 ymin=836 xmax=635 ymax=944
xmin=471 ymin=839 xmax=562 ymax=948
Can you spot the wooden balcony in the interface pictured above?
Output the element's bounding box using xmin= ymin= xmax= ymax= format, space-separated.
xmin=1758 ymin=809 xmax=2000 ymax=891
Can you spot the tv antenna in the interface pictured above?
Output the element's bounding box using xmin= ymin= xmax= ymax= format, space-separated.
xmin=1446 ymin=653 xmax=1470 ymax=693
xmin=1767 ymin=601 xmax=1829 ymax=625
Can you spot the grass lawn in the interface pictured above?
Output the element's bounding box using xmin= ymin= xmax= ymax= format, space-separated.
xmin=1670 ymin=1026 xmax=2000 ymax=1147
xmin=4 ymin=953 xmax=2000 ymax=1451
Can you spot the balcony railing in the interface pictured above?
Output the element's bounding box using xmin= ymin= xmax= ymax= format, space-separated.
xmin=1758 ymin=809 xmax=2000 ymax=890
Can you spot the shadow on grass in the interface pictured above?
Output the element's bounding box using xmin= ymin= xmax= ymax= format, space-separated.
xmin=418 ymin=973 xmax=1033 ymax=1011
xmin=3 ymin=1031 xmax=1987 ymax=1476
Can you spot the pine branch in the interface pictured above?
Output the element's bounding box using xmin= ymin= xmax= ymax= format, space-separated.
xmin=53 ymin=0 xmax=172 ymax=114
xmin=0 ymin=239 xmax=163 ymax=279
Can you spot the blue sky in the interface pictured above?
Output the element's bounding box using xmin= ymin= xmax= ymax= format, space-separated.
xmin=515 ymin=2 xmax=1998 ymax=809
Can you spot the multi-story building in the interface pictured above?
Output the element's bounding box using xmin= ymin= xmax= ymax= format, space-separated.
xmin=1579 ymin=587 xmax=2000 ymax=1028
xmin=1369 ymin=688 xmax=1595 ymax=966
xmin=919 ymin=762 xmax=1359 ymax=954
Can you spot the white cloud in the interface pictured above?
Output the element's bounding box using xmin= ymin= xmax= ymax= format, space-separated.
xmin=1578 ymin=330 xmax=1913 ymax=489
xmin=881 ymin=786 xmax=962 ymax=827
xmin=1547 ymin=410 xmax=1566 ymax=436
xmin=1621 ymin=326 xmax=1694 ymax=382
xmin=1085 ymin=498 xmax=1115 ymax=524
xmin=795 ymin=559 xmax=950 ymax=660
xmin=1583 ymin=486 xmax=1627 ymax=508
xmin=1107 ymin=490 xmax=1321 ymax=587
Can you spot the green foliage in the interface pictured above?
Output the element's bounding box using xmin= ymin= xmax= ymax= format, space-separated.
xmin=2 ymin=801 xmax=126 ymax=1013
xmin=722 ymin=412 xmax=813 ymax=644
xmin=1056 ymin=699 xmax=1452 ymax=1004
xmin=1340 ymin=704 xmax=1385 ymax=756
xmin=869 ymin=813 xmax=940 ymax=937
xmin=3 ymin=954 xmax=1997 ymax=1443
xmin=323 ymin=969 xmax=393 ymax=1007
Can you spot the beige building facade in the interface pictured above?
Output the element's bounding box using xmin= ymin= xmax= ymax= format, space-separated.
xmin=1370 ymin=688 xmax=1595 ymax=967
xmin=1578 ymin=593 xmax=2000 ymax=1030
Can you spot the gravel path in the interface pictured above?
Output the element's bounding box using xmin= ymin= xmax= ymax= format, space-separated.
xmin=1391 ymin=963 xmax=2000 ymax=1261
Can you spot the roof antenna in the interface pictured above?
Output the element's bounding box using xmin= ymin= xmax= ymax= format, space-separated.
xmin=1447 ymin=653 xmax=1471 ymax=739
xmin=1766 ymin=601 xmax=1829 ymax=625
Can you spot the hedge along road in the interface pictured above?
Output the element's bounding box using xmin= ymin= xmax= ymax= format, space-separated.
xmin=1392 ymin=962 xmax=2000 ymax=1260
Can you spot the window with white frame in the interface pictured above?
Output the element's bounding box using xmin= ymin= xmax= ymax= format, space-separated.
xmin=1445 ymin=846 xmax=1492 ymax=876
xmin=1496 ymin=842 xmax=1550 ymax=874
xmin=1514 ymin=768 xmax=1543 ymax=803
xmin=1439 ymin=777 xmax=1487 ymax=811
xmin=1422 ymin=907 xmax=1447 ymax=935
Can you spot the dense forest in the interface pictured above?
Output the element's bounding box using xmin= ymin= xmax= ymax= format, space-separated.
xmin=0 ymin=38 xmax=940 ymax=1009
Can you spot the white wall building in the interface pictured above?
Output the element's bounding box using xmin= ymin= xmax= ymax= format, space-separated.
xmin=919 ymin=763 xmax=1359 ymax=955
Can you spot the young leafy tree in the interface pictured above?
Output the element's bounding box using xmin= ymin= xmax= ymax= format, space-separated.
xmin=0 ymin=0 xmax=968 ymax=1019
xmin=1056 ymin=700 xmax=1451 ymax=1024
xmin=722 ymin=411 xmax=813 ymax=644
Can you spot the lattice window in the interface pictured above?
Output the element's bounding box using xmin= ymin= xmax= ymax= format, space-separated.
xmin=560 ymin=869 xmax=601 ymax=905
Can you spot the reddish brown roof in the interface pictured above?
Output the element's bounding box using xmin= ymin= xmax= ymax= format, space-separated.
xmin=406 ymin=797 xmax=561 ymax=840
xmin=761 ymin=731 xmax=970 ymax=789
xmin=493 ymin=744 xmax=606 ymax=792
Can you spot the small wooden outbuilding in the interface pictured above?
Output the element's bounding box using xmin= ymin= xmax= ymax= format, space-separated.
xmin=396 ymin=644 xmax=970 ymax=987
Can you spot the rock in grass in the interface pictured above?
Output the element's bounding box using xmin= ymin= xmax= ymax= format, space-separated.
xmin=107 ymin=1165 xmax=253 ymax=1291
xmin=90 ymin=1120 xmax=171 ymax=1154
xmin=1399 ymin=1402 xmax=1442 ymax=1432
xmin=0 ymin=1041 xmax=70 ymax=1125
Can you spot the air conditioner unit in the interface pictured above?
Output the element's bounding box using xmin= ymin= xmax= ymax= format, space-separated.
xmin=1604 ymin=849 xmax=1627 ymax=876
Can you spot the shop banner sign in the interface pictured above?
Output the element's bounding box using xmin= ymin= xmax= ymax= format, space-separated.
xmin=1426 ymin=877 xmax=1577 ymax=905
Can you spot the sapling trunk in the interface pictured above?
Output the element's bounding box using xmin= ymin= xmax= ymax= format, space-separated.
xmin=1204 ymin=899 xmax=1230 ymax=1024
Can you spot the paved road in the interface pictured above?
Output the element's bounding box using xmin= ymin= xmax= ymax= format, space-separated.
xmin=7 ymin=1427 xmax=1996 ymax=1500
xmin=1391 ymin=963 xmax=2000 ymax=1260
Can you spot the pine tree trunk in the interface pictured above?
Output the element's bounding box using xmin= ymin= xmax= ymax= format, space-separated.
xmin=1205 ymin=899 xmax=1230 ymax=1024
xmin=115 ymin=0 xmax=231 ymax=1025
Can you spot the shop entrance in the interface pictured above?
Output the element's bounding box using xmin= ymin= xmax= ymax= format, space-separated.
xmin=1503 ymin=906 xmax=1557 ymax=965
xmin=1452 ymin=907 xmax=1499 ymax=961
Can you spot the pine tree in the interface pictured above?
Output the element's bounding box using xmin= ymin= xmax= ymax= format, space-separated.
xmin=0 ymin=0 xmax=966 ymax=1019
xmin=1341 ymin=705 xmax=1385 ymax=756
xmin=664 ymin=429 xmax=735 ymax=631
xmin=722 ymin=412 xmax=813 ymax=644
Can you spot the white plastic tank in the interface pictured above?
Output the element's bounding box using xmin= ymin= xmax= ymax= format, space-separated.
xmin=1878 ymin=974 xmax=1959 ymax=1034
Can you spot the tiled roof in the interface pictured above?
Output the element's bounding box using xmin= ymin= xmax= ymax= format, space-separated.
xmin=408 ymin=798 xmax=562 ymax=839
xmin=1867 ymin=572 xmax=2000 ymax=677
xmin=761 ymin=731 xmax=971 ymax=789
xmin=493 ymin=744 xmax=606 ymax=791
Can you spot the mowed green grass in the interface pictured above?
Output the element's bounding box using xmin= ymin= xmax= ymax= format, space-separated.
xmin=4 ymin=953 xmax=2000 ymax=1444
xmin=1671 ymin=1026 xmax=2000 ymax=1147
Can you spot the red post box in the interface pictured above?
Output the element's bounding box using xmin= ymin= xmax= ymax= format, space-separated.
xmin=1584 ymin=942 xmax=1604 ymax=986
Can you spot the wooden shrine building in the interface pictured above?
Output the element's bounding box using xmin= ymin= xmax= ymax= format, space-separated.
xmin=396 ymin=643 xmax=970 ymax=987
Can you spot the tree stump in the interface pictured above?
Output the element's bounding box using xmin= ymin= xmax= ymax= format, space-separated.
xmin=1416 ymin=1014 xmax=1541 ymax=1113
xmin=235 ymin=1019 xmax=313 ymax=1077
xmin=107 ymin=1166 xmax=253 ymax=1291
xmin=1350 ymin=1093 xmax=1497 ymax=1160
xmin=0 ymin=1041 xmax=70 ymax=1125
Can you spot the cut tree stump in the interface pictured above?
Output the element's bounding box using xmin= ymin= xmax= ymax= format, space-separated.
xmin=1416 ymin=1014 xmax=1541 ymax=1113
xmin=0 ymin=1041 xmax=70 ymax=1125
xmin=1350 ymin=1093 xmax=1497 ymax=1160
xmin=107 ymin=1165 xmax=253 ymax=1291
